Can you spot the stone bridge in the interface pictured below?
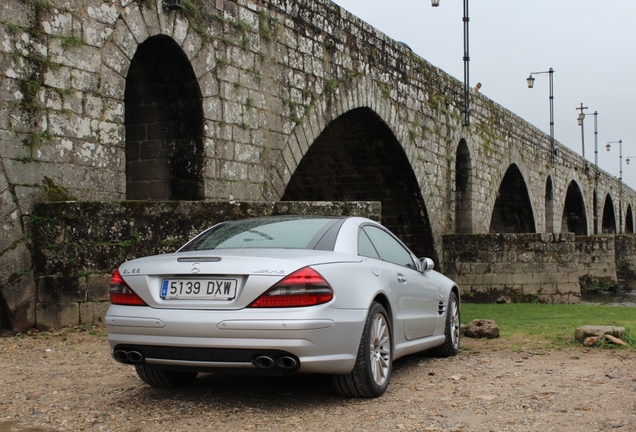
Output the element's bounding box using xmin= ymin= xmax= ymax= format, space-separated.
xmin=1 ymin=0 xmax=635 ymax=330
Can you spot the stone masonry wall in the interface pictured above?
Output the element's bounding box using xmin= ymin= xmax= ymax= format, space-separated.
xmin=575 ymin=235 xmax=617 ymax=289
xmin=28 ymin=201 xmax=380 ymax=330
xmin=614 ymin=235 xmax=636 ymax=284
xmin=3 ymin=0 xmax=636 ymax=329
xmin=443 ymin=233 xmax=581 ymax=304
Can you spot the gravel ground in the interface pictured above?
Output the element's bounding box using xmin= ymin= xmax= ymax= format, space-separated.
xmin=1 ymin=327 xmax=636 ymax=432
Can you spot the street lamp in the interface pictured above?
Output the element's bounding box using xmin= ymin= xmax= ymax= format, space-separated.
xmin=527 ymin=68 xmax=555 ymax=164
xmin=575 ymin=105 xmax=598 ymax=166
xmin=575 ymin=103 xmax=588 ymax=158
xmin=607 ymin=139 xmax=624 ymax=232
xmin=432 ymin=0 xmax=470 ymax=126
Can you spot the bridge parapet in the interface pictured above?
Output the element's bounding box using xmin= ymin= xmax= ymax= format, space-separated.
xmin=443 ymin=233 xmax=581 ymax=304
xmin=23 ymin=201 xmax=380 ymax=331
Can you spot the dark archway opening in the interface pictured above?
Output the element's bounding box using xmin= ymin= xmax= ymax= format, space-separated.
xmin=601 ymin=194 xmax=616 ymax=234
xmin=489 ymin=164 xmax=535 ymax=233
xmin=455 ymin=140 xmax=472 ymax=234
xmin=125 ymin=35 xmax=204 ymax=200
xmin=626 ymin=205 xmax=634 ymax=233
xmin=561 ymin=181 xmax=588 ymax=235
xmin=593 ymin=189 xmax=598 ymax=234
xmin=545 ymin=177 xmax=554 ymax=233
xmin=281 ymin=108 xmax=437 ymax=264
xmin=0 ymin=295 xmax=11 ymax=330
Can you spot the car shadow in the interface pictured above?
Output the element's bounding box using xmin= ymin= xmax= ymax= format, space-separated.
xmin=115 ymin=371 xmax=341 ymax=411
xmin=112 ymin=353 xmax=445 ymax=411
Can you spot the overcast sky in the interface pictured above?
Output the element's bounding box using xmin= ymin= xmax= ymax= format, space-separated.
xmin=331 ymin=0 xmax=636 ymax=190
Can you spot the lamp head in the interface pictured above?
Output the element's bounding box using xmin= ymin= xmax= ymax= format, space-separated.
xmin=526 ymin=75 xmax=535 ymax=89
xmin=431 ymin=0 xmax=440 ymax=6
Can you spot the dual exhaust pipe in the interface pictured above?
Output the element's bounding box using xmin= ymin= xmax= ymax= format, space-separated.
xmin=253 ymin=355 xmax=298 ymax=370
xmin=113 ymin=349 xmax=299 ymax=370
xmin=113 ymin=349 xmax=144 ymax=364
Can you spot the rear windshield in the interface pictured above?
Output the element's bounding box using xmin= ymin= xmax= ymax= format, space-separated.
xmin=180 ymin=216 xmax=344 ymax=251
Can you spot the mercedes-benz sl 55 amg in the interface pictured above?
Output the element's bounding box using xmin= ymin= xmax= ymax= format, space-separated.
xmin=105 ymin=215 xmax=460 ymax=398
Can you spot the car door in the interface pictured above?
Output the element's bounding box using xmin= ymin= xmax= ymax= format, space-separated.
xmin=359 ymin=225 xmax=440 ymax=340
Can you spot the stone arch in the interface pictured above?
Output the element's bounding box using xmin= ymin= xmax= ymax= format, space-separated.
xmin=626 ymin=204 xmax=634 ymax=233
xmin=561 ymin=181 xmax=588 ymax=235
xmin=601 ymin=194 xmax=617 ymax=234
xmin=124 ymin=35 xmax=204 ymax=200
xmin=280 ymin=107 xmax=437 ymax=264
xmin=545 ymin=176 xmax=555 ymax=233
xmin=489 ymin=164 xmax=535 ymax=233
xmin=455 ymin=140 xmax=472 ymax=234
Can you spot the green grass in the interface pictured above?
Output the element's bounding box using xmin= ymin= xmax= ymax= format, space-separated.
xmin=461 ymin=303 xmax=636 ymax=349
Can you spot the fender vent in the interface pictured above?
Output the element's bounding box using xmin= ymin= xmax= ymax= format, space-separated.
xmin=438 ymin=301 xmax=446 ymax=315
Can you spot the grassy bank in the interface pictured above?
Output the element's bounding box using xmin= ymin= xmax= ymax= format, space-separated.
xmin=461 ymin=303 xmax=636 ymax=349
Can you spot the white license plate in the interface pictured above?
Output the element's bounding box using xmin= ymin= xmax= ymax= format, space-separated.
xmin=161 ymin=279 xmax=237 ymax=300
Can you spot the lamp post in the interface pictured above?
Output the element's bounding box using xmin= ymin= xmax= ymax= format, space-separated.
xmin=432 ymin=0 xmax=470 ymax=127
xmin=527 ymin=68 xmax=555 ymax=165
xmin=607 ymin=139 xmax=623 ymax=233
xmin=576 ymin=106 xmax=598 ymax=166
xmin=575 ymin=103 xmax=588 ymax=158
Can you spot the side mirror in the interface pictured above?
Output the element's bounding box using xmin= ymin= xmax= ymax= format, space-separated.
xmin=419 ymin=257 xmax=434 ymax=272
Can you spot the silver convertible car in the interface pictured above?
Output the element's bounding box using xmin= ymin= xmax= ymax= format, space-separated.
xmin=106 ymin=215 xmax=460 ymax=398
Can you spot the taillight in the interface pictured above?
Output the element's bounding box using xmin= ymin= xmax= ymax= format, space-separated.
xmin=109 ymin=269 xmax=147 ymax=306
xmin=249 ymin=267 xmax=333 ymax=308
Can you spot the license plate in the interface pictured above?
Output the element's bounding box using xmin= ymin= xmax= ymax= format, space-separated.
xmin=161 ymin=279 xmax=238 ymax=300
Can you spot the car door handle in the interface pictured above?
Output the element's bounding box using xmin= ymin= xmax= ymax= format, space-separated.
xmin=397 ymin=274 xmax=407 ymax=283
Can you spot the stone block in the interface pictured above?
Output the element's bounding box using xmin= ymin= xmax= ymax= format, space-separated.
xmin=80 ymin=301 xmax=110 ymax=325
xmin=37 ymin=276 xmax=88 ymax=303
xmin=0 ymin=210 xmax=23 ymax=252
xmin=482 ymin=273 xmax=503 ymax=285
xmin=9 ymin=298 xmax=36 ymax=332
xmin=555 ymin=282 xmax=581 ymax=295
xmin=454 ymin=273 xmax=483 ymax=286
xmin=1 ymin=275 xmax=36 ymax=310
xmin=36 ymin=302 xmax=80 ymax=330
xmin=521 ymin=283 xmax=543 ymax=295
xmin=533 ymin=273 xmax=567 ymax=284
xmin=510 ymin=273 xmax=534 ymax=285
xmin=88 ymin=274 xmax=111 ymax=302
xmin=0 ymin=242 xmax=32 ymax=287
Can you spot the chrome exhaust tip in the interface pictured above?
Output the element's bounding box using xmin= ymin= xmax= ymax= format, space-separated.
xmin=253 ymin=356 xmax=275 ymax=369
xmin=113 ymin=350 xmax=128 ymax=363
xmin=125 ymin=351 xmax=144 ymax=364
xmin=277 ymin=356 xmax=298 ymax=369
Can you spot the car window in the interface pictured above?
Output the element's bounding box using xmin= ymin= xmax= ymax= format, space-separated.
xmin=182 ymin=217 xmax=343 ymax=251
xmin=360 ymin=225 xmax=416 ymax=269
xmin=358 ymin=229 xmax=380 ymax=259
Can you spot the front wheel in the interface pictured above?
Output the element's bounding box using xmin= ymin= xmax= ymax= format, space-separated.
xmin=333 ymin=302 xmax=392 ymax=398
xmin=430 ymin=291 xmax=460 ymax=357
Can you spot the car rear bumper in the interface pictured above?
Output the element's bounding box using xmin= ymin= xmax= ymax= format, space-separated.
xmin=105 ymin=304 xmax=367 ymax=374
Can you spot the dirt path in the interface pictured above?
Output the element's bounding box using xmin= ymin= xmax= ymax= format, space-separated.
xmin=1 ymin=328 xmax=635 ymax=432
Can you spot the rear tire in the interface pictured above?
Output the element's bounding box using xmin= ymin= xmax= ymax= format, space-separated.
xmin=134 ymin=364 xmax=198 ymax=388
xmin=333 ymin=302 xmax=392 ymax=398
xmin=430 ymin=291 xmax=460 ymax=357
